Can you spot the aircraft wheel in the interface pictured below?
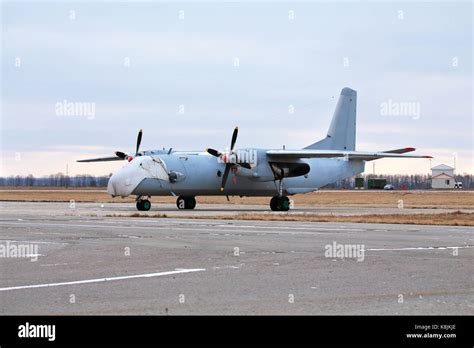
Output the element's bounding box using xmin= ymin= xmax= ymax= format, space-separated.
xmin=186 ymin=196 xmax=196 ymax=209
xmin=270 ymin=196 xmax=279 ymax=211
xmin=278 ymin=196 xmax=290 ymax=211
xmin=270 ymin=196 xmax=290 ymax=211
xmin=177 ymin=196 xmax=196 ymax=210
xmin=136 ymin=199 xmax=151 ymax=211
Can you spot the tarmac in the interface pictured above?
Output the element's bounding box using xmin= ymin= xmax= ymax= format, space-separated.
xmin=0 ymin=202 xmax=473 ymax=315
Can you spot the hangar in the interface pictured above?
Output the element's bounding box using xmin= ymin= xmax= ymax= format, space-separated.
xmin=431 ymin=164 xmax=455 ymax=189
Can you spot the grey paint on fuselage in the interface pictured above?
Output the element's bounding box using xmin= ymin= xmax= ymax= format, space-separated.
xmin=131 ymin=148 xmax=365 ymax=197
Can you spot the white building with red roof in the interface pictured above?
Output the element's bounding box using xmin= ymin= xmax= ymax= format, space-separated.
xmin=431 ymin=164 xmax=455 ymax=189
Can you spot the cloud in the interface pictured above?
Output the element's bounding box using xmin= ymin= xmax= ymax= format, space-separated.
xmin=1 ymin=1 xmax=472 ymax=176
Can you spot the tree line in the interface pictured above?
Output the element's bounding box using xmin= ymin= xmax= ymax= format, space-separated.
xmin=1 ymin=173 xmax=472 ymax=189
xmin=0 ymin=174 xmax=111 ymax=188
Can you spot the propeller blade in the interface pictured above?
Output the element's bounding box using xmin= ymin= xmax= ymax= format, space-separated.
xmin=78 ymin=130 xmax=143 ymax=163
xmin=220 ymin=164 xmax=231 ymax=191
xmin=115 ymin=151 xmax=128 ymax=159
xmin=230 ymin=127 xmax=238 ymax=151
xmin=136 ymin=129 xmax=143 ymax=155
xmin=206 ymin=148 xmax=221 ymax=157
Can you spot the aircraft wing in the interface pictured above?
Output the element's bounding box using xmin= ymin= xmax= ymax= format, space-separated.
xmin=77 ymin=156 xmax=124 ymax=162
xmin=266 ymin=149 xmax=432 ymax=161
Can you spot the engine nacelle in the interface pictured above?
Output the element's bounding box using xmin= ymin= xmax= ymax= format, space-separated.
xmin=234 ymin=165 xmax=256 ymax=178
xmin=269 ymin=161 xmax=310 ymax=179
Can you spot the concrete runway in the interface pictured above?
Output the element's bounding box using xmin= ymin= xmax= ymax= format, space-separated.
xmin=0 ymin=202 xmax=473 ymax=315
xmin=1 ymin=201 xmax=472 ymax=218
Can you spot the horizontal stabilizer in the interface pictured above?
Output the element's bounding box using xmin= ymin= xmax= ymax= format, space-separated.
xmin=382 ymin=147 xmax=416 ymax=154
xmin=267 ymin=149 xmax=432 ymax=161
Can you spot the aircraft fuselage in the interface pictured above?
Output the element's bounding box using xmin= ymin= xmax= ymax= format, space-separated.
xmin=107 ymin=148 xmax=365 ymax=198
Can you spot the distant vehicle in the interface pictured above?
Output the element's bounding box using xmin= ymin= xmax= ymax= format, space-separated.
xmin=384 ymin=184 xmax=395 ymax=190
xmin=454 ymin=182 xmax=463 ymax=189
xmin=368 ymin=178 xmax=387 ymax=189
xmin=354 ymin=177 xmax=364 ymax=189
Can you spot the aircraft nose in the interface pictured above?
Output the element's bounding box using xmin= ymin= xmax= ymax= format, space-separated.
xmin=107 ymin=174 xmax=117 ymax=196
xmin=105 ymin=158 xmax=147 ymax=197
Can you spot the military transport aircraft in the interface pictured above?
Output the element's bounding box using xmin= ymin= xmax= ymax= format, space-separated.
xmin=78 ymin=87 xmax=432 ymax=211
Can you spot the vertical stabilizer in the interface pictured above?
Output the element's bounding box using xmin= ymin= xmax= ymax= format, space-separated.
xmin=305 ymin=87 xmax=357 ymax=150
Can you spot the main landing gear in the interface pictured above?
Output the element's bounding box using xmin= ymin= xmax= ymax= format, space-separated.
xmin=136 ymin=198 xmax=151 ymax=211
xmin=270 ymin=195 xmax=290 ymax=211
xmin=176 ymin=196 xmax=196 ymax=210
xmin=270 ymin=177 xmax=290 ymax=211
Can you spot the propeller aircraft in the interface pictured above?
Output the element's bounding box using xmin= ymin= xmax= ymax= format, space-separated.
xmin=78 ymin=87 xmax=432 ymax=211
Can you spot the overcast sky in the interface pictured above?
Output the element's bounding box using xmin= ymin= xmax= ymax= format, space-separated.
xmin=1 ymin=1 xmax=472 ymax=176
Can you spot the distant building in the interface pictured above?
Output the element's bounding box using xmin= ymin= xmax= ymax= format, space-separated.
xmin=431 ymin=164 xmax=455 ymax=189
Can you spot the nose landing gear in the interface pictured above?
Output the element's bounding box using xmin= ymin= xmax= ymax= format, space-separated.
xmin=136 ymin=198 xmax=151 ymax=211
xmin=176 ymin=196 xmax=196 ymax=210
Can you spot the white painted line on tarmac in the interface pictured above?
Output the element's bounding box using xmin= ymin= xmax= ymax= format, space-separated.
xmin=365 ymin=246 xmax=473 ymax=251
xmin=1 ymin=240 xmax=66 ymax=245
xmin=107 ymin=218 xmax=365 ymax=232
xmin=0 ymin=221 xmax=358 ymax=235
xmin=0 ymin=268 xmax=205 ymax=292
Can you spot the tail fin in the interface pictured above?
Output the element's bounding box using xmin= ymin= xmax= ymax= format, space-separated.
xmin=305 ymin=87 xmax=357 ymax=151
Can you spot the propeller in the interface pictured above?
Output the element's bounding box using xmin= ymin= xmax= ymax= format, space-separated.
xmin=115 ymin=151 xmax=127 ymax=160
xmin=206 ymin=127 xmax=251 ymax=191
xmin=221 ymin=164 xmax=231 ymax=191
xmin=117 ymin=129 xmax=143 ymax=162
xmin=230 ymin=126 xmax=238 ymax=151
xmin=136 ymin=128 xmax=143 ymax=155
xmin=77 ymin=129 xmax=143 ymax=163
xmin=206 ymin=148 xmax=222 ymax=158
